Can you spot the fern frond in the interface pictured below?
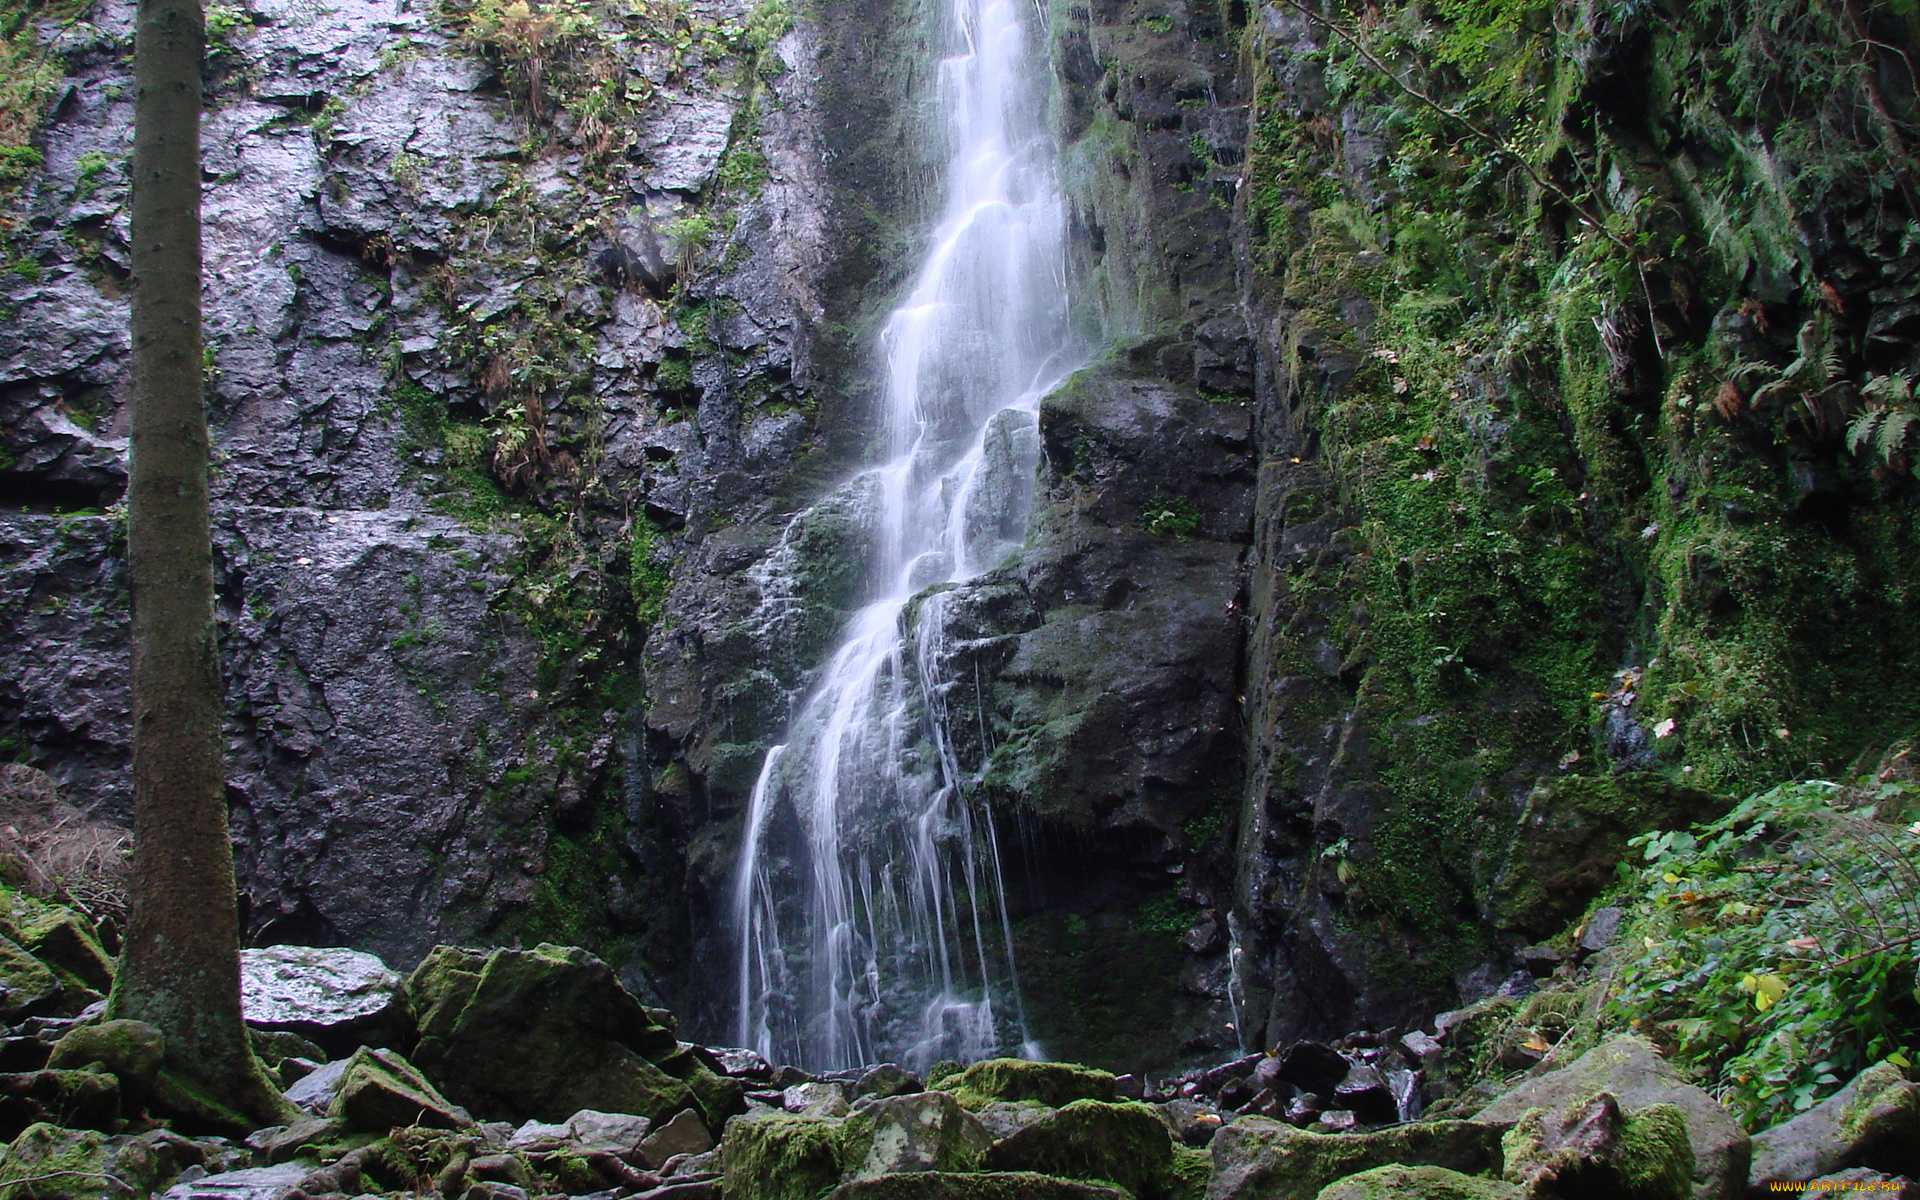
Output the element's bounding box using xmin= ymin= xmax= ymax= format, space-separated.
xmin=1848 ymin=409 xmax=1884 ymax=456
xmin=1875 ymin=410 xmax=1917 ymax=461
xmin=1863 ymin=373 xmax=1915 ymax=405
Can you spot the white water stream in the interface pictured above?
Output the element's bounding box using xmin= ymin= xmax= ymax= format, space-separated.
xmin=730 ymin=0 xmax=1078 ymax=1072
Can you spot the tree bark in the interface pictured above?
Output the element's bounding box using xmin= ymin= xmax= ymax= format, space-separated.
xmin=111 ymin=0 xmax=290 ymax=1128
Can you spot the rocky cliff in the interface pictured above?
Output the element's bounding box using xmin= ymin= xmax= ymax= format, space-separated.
xmin=3 ymin=0 xmax=1917 ymax=1073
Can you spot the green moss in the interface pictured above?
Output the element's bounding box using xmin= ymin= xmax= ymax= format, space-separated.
xmin=717 ymin=1113 xmax=849 ymax=1200
xmin=946 ymin=1059 xmax=1117 ymax=1110
xmin=982 ymin=1100 xmax=1179 ymax=1200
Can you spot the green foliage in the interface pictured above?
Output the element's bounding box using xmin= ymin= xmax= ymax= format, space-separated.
xmin=627 ymin=514 xmax=671 ymax=629
xmin=69 ymin=152 xmax=109 ymax=201
xmin=1847 ymin=374 xmax=1920 ymax=480
xmin=1138 ymin=495 xmax=1199 ymax=539
xmin=1609 ymin=773 xmax=1920 ymax=1129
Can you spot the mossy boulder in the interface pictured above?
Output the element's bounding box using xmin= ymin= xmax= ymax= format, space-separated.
xmin=718 ymin=1112 xmax=850 ymax=1200
xmin=842 ymin=1090 xmax=992 ymax=1179
xmin=1749 ymin=1060 xmax=1920 ymax=1184
xmin=0 ymin=1068 xmax=119 ymax=1139
xmin=0 ymin=902 xmax=113 ymax=993
xmin=1485 ymin=775 xmax=1723 ymax=938
xmin=1472 ymin=1035 xmax=1748 ymax=1200
xmin=981 ymin=1099 xmax=1180 ymax=1199
xmin=0 ymin=1121 xmax=203 ymax=1200
xmin=947 ymin=1059 xmax=1117 ymax=1110
xmin=829 ymin=1173 xmax=1134 ymax=1200
xmin=1501 ymin=1093 xmax=1692 ymax=1199
xmin=1208 ymin=1117 xmax=1505 ymax=1200
xmin=328 ymin=1046 xmax=470 ymax=1132
xmin=0 ymin=937 xmax=59 ymax=1020
xmin=1315 ymin=1165 xmax=1522 ymax=1200
xmin=47 ymin=1020 xmax=164 ymax=1110
xmin=406 ymin=943 xmax=695 ymax=1124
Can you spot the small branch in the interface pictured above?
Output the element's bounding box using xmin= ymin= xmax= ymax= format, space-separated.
xmin=1830 ymin=931 xmax=1920 ymax=969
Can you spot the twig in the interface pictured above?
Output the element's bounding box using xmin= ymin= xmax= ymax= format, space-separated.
xmin=1830 ymin=931 xmax=1920 ymax=969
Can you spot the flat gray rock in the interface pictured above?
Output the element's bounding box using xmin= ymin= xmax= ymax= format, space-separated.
xmin=241 ymin=945 xmax=403 ymax=1034
xmin=161 ymin=1164 xmax=310 ymax=1199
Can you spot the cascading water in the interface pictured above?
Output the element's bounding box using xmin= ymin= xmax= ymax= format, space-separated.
xmin=731 ymin=0 xmax=1079 ymax=1073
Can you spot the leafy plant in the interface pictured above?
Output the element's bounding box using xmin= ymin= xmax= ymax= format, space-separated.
xmin=1846 ymin=373 xmax=1920 ymax=481
xmin=1139 ymin=495 xmax=1201 ymax=539
xmin=1608 ymin=772 xmax=1920 ymax=1129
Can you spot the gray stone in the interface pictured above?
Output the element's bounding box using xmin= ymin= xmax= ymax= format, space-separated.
xmin=1473 ymin=1035 xmax=1748 ymax=1200
xmin=1208 ymin=1117 xmax=1505 ymax=1200
xmin=844 ymin=1090 xmax=991 ymax=1179
xmin=1577 ymin=907 xmax=1626 ymax=956
xmin=239 ymin=945 xmax=405 ymax=1051
xmin=782 ymin=1081 xmax=852 ymax=1118
xmin=1314 ymin=1165 xmax=1523 ymax=1200
xmin=283 ymin=1056 xmax=350 ymax=1115
xmin=1749 ymin=1061 xmax=1920 ymax=1184
xmin=328 ymin=1045 xmax=470 ymax=1132
xmin=567 ymin=1108 xmax=654 ymax=1157
xmin=640 ymin=1109 xmax=715 ymax=1167
xmin=159 ymin=1163 xmax=311 ymax=1200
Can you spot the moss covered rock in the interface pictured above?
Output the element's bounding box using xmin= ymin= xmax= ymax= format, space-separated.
xmin=718 ymin=1111 xmax=850 ymax=1200
xmin=328 ymin=1046 xmax=470 ymax=1132
xmin=1486 ymin=775 xmax=1724 ymax=938
xmin=981 ymin=1099 xmax=1181 ymax=1199
xmin=1208 ymin=1117 xmax=1505 ymax=1200
xmin=407 ymin=943 xmax=695 ymax=1124
xmin=1315 ymin=1165 xmax=1522 ymax=1200
xmin=0 ymin=900 xmax=113 ymax=994
xmin=1501 ymin=1093 xmax=1692 ymax=1199
xmin=0 ymin=937 xmax=59 ymax=1021
xmin=948 ymin=1059 xmax=1117 ymax=1110
xmin=1749 ymin=1060 xmax=1920 ymax=1184
xmin=0 ymin=1068 xmax=119 ymax=1140
xmin=46 ymin=1020 xmax=164 ymax=1111
xmin=829 ymin=1173 xmax=1134 ymax=1200
xmin=1473 ymin=1036 xmax=1747 ymax=1200
xmin=842 ymin=1090 xmax=992 ymax=1179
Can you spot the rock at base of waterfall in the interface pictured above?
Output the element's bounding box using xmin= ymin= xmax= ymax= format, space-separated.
xmin=946 ymin=1059 xmax=1118 ymax=1109
xmin=405 ymin=943 xmax=702 ymax=1125
xmin=1749 ymin=1060 xmax=1920 ymax=1184
xmin=1313 ymin=1164 xmax=1523 ymax=1200
xmin=239 ymin=945 xmax=405 ymax=1054
xmin=981 ymin=1100 xmax=1177 ymax=1198
xmin=853 ymin=1063 xmax=923 ymax=1099
xmin=1500 ymin=1092 xmax=1692 ymax=1200
xmin=1275 ymin=1042 xmax=1354 ymax=1096
xmin=640 ymin=1109 xmax=715 ymax=1166
xmin=844 ymin=1090 xmax=991 ymax=1179
xmin=708 ymin=1046 xmax=775 ymax=1080
xmin=327 ymin=1046 xmax=471 ymax=1132
xmin=828 ymin=1174 xmax=1132 ymax=1200
xmin=284 ymin=1056 xmax=349 ymax=1114
xmin=1207 ymin=1117 xmax=1504 ymax=1200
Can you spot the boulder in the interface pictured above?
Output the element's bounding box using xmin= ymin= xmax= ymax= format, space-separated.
xmin=1277 ymin=1042 xmax=1355 ymax=1095
xmin=946 ymin=1058 xmax=1118 ymax=1109
xmin=1208 ymin=1116 xmax=1504 ymax=1200
xmin=828 ymin=1174 xmax=1132 ymax=1199
xmin=158 ymin=1163 xmax=314 ymax=1199
xmin=0 ymin=936 xmax=61 ymax=1019
xmin=982 ymin=1099 xmax=1179 ymax=1199
xmin=1333 ymin=1064 xmax=1399 ymax=1125
xmin=406 ymin=944 xmax=695 ymax=1124
xmin=47 ymin=1019 xmax=165 ymax=1109
xmin=568 ymin=1108 xmax=654 ymax=1158
xmin=327 ymin=1045 xmax=470 ymax=1132
xmin=1486 ymin=775 xmax=1722 ymax=938
xmin=0 ymin=1121 xmax=182 ymax=1200
xmin=784 ymin=1081 xmax=853 ymax=1118
xmin=842 ymin=1090 xmax=991 ymax=1179
xmin=0 ymin=1067 xmax=120 ymax=1138
xmin=1472 ymin=1035 xmax=1749 ymax=1200
xmin=239 ymin=945 xmax=406 ymax=1055
xmin=976 ymin=1099 xmax=1059 ymax=1143
xmin=5 ymin=905 xmax=114 ymax=992
xmin=247 ymin=1114 xmax=346 ymax=1164
xmin=718 ymin=1111 xmax=850 ymax=1200
xmin=1501 ymin=1092 xmax=1693 ymax=1199
xmin=709 ymin=1047 xmax=774 ymax=1080
xmin=283 ymin=1055 xmax=349 ymax=1114
xmin=854 ymin=1063 xmax=924 ymax=1099
xmin=1748 ymin=1061 xmax=1920 ymax=1184
xmin=1315 ymin=1165 xmax=1524 ymax=1199
xmin=640 ymin=1109 xmax=716 ymax=1166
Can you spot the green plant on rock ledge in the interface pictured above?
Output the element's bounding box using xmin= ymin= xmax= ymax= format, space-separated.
xmin=1607 ymin=767 xmax=1920 ymax=1129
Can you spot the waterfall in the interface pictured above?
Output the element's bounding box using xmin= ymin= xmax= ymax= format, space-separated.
xmin=730 ymin=0 xmax=1078 ymax=1073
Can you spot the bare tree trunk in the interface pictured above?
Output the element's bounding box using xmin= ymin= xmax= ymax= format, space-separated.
xmin=111 ymin=0 xmax=290 ymax=1129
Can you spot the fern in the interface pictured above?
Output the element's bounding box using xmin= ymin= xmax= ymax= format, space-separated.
xmin=1847 ymin=373 xmax=1920 ymax=478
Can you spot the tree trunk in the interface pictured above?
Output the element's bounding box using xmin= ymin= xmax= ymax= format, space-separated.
xmin=111 ymin=0 xmax=290 ymax=1128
